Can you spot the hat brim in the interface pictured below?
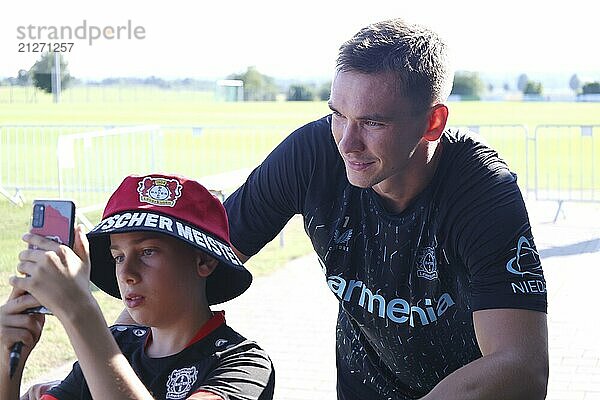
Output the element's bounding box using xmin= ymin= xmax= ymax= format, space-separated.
xmin=87 ymin=211 xmax=252 ymax=305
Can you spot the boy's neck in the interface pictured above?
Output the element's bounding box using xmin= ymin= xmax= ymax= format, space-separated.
xmin=145 ymin=307 xmax=214 ymax=358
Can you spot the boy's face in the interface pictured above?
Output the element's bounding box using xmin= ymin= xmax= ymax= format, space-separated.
xmin=109 ymin=231 xmax=206 ymax=328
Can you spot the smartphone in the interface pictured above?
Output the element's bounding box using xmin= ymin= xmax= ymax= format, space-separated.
xmin=26 ymin=199 xmax=76 ymax=314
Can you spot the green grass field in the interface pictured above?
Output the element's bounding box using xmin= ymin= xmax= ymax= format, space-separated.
xmin=1 ymin=87 xmax=600 ymax=386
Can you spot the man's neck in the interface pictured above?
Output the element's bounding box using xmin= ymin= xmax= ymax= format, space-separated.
xmin=373 ymin=139 xmax=442 ymax=214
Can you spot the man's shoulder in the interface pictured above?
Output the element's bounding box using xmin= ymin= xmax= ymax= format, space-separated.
xmin=286 ymin=114 xmax=333 ymax=146
xmin=440 ymin=127 xmax=512 ymax=175
xmin=442 ymin=127 xmax=489 ymax=148
xmin=299 ymin=114 xmax=331 ymax=132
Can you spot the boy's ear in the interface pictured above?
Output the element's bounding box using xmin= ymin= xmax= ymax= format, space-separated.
xmin=422 ymin=103 xmax=449 ymax=142
xmin=196 ymin=252 xmax=218 ymax=278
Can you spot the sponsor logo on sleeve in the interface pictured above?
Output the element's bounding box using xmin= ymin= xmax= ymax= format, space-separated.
xmin=506 ymin=236 xmax=546 ymax=294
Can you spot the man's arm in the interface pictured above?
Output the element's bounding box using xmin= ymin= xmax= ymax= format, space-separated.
xmin=422 ymin=308 xmax=548 ymax=400
xmin=230 ymin=245 xmax=250 ymax=263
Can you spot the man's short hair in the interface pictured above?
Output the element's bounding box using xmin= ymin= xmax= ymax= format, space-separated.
xmin=336 ymin=18 xmax=454 ymax=113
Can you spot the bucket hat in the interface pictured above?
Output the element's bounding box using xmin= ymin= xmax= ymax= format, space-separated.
xmin=87 ymin=174 xmax=251 ymax=305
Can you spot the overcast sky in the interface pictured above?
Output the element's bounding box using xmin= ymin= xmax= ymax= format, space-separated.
xmin=1 ymin=0 xmax=598 ymax=81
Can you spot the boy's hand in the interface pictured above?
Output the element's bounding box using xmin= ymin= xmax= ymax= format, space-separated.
xmin=10 ymin=226 xmax=92 ymax=320
xmin=0 ymin=287 xmax=45 ymax=368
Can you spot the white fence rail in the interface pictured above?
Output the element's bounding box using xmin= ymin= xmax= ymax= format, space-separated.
xmin=1 ymin=124 xmax=292 ymax=209
xmin=2 ymin=123 xmax=599 ymax=215
xmin=534 ymin=125 xmax=600 ymax=221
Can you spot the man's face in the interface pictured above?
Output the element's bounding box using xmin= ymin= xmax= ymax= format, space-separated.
xmin=329 ymin=70 xmax=429 ymax=191
xmin=110 ymin=232 xmax=204 ymax=328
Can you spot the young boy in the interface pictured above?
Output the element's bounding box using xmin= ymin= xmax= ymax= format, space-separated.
xmin=0 ymin=174 xmax=275 ymax=400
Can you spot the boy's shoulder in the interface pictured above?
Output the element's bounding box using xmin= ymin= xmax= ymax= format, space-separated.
xmin=110 ymin=324 xmax=150 ymax=336
xmin=107 ymin=323 xmax=261 ymax=356
xmin=109 ymin=324 xmax=151 ymax=351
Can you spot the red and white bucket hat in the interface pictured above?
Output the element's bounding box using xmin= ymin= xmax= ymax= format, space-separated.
xmin=87 ymin=174 xmax=252 ymax=305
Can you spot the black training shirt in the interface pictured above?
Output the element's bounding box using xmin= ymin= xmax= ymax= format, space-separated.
xmin=45 ymin=312 xmax=275 ymax=400
xmin=225 ymin=115 xmax=546 ymax=400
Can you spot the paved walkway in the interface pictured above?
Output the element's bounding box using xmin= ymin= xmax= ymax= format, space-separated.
xmin=528 ymin=201 xmax=600 ymax=400
xmin=25 ymin=200 xmax=600 ymax=399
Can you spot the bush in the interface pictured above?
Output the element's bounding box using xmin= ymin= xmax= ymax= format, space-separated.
xmin=287 ymin=84 xmax=315 ymax=101
xmin=523 ymin=81 xmax=543 ymax=95
xmin=318 ymin=82 xmax=331 ymax=101
xmin=228 ymin=66 xmax=278 ymax=101
xmin=451 ymin=72 xmax=484 ymax=99
xmin=582 ymin=82 xmax=600 ymax=94
xmin=30 ymin=52 xmax=71 ymax=94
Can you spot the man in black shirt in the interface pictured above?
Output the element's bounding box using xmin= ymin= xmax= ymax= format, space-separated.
xmin=224 ymin=18 xmax=548 ymax=399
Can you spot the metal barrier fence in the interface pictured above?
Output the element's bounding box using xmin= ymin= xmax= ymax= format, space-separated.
xmin=1 ymin=124 xmax=292 ymax=214
xmin=0 ymin=125 xmax=105 ymax=193
xmin=2 ymin=123 xmax=599 ymax=215
xmin=534 ymin=125 xmax=600 ymax=220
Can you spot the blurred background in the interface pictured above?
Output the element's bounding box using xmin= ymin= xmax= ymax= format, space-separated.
xmin=1 ymin=0 xmax=599 ymax=398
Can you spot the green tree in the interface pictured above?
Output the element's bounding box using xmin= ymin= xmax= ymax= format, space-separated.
xmin=569 ymin=74 xmax=581 ymax=93
xmin=16 ymin=69 xmax=30 ymax=86
xmin=29 ymin=52 xmax=72 ymax=93
xmin=523 ymin=80 xmax=543 ymax=95
xmin=287 ymin=84 xmax=315 ymax=101
xmin=517 ymin=73 xmax=528 ymax=92
xmin=318 ymin=81 xmax=331 ymax=101
xmin=228 ymin=66 xmax=278 ymax=101
xmin=581 ymin=82 xmax=600 ymax=94
xmin=450 ymin=71 xmax=484 ymax=99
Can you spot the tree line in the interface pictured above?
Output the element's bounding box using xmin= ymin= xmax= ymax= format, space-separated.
xmin=4 ymin=52 xmax=600 ymax=100
xmin=451 ymin=72 xmax=600 ymax=99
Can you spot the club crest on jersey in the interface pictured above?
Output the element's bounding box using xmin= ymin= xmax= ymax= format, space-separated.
xmin=137 ymin=176 xmax=182 ymax=207
xmin=416 ymin=246 xmax=438 ymax=280
xmin=166 ymin=366 xmax=198 ymax=399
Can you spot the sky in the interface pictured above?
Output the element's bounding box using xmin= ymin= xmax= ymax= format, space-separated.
xmin=0 ymin=0 xmax=598 ymax=81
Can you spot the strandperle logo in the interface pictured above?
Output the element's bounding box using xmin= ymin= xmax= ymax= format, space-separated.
xmin=16 ymin=20 xmax=146 ymax=45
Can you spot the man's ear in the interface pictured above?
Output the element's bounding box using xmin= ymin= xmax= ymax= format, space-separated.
xmin=196 ymin=252 xmax=218 ymax=278
xmin=423 ymin=103 xmax=449 ymax=142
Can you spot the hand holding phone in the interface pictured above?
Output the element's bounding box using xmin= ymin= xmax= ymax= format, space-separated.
xmin=25 ymin=200 xmax=76 ymax=314
xmin=9 ymin=199 xmax=76 ymax=378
